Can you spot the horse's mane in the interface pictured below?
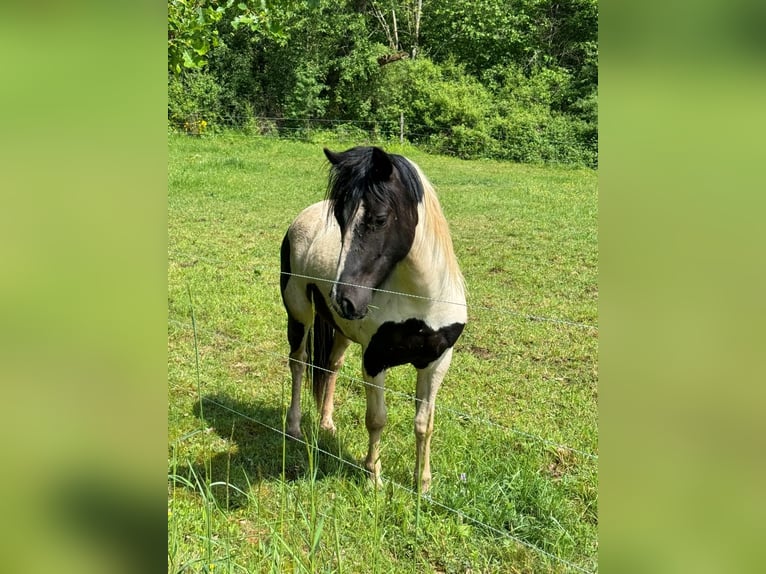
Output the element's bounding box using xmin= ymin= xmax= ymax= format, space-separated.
xmin=408 ymin=160 xmax=466 ymax=296
xmin=325 ymin=147 xmax=423 ymax=229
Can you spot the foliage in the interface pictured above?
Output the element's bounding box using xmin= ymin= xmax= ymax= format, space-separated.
xmin=375 ymin=57 xmax=595 ymax=164
xmin=202 ymin=1 xmax=385 ymax=122
xmin=168 ymin=70 xmax=223 ymax=132
xmin=168 ymin=0 xmax=598 ymax=166
xmin=420 ymin=0 xmax=535 ymax=75
xmin=168 ymin=0 xmax=316 ymax=75
xmin=168 ymin=0 xmax=230 ymax=74
xmin=422 ymin=0 xmax=598 ymax=96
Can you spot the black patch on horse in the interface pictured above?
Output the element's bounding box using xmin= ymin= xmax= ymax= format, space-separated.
xmin=281 ymin=233 xmax=305 ymax=352
xmin=286 ymin=316 xmax=304 ymax=353
xmin=307 ymin=284 xmax=346 ymax=336
xmin=364 ymin=319 xmax=465 ymax=377
xmin=280 ymin=232 xmax=291 ymax=297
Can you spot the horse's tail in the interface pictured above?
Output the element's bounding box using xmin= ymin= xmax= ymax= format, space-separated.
xmin=308 ymin=312 xmax=334 ymax=410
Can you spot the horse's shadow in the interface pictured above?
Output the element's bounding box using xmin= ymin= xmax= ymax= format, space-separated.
xmin=173 ymin=393 xmax=364 ymax=508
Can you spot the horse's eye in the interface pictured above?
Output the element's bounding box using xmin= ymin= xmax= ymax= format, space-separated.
xmin=371 ymin=214 xmax=387 ymax=228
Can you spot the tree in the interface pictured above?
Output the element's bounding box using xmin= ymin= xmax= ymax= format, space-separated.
xmin=168 ymin=0 xmax=229 ymax=74
xmin=168 ymin=0 xmax=315 ymax=74
xmin=368 ymin=0 xmax=424 ymax=60
xmin=168 ymin=0 xmax=598 ymax=166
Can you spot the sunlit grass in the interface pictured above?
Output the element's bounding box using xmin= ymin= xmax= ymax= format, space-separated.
xmin=168 ymin=132 xmax=597 ymax=573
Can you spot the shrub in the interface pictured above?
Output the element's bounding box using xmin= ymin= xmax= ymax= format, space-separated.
xmin=489 ymin=110 xmax=546 ymax=164
xmin=240 ymin=103 xmax=278 ymax=136
xmin=283 ymin=61 xmax=328 ymax=120
xmin=168 ymin=71 xmax=223 ymax=133
xmin=428 ymin=125 xmax=496 ymax=160
xmin=377 ymin=58 xmax=494 ymax=151
xmin=375 ymin=57 xmax=596 ymax=166
xmin=330 ymin=122 xmax=372 ymax=143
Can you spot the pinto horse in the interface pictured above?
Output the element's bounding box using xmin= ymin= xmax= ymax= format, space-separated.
xmin=279 ymin=146 xmax=466 ymax=492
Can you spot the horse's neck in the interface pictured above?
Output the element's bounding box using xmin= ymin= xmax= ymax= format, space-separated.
xmin=390 ymin=214 xmax=465 ymax=306
xmin=391 ymin=260 xmax=458 ymax=305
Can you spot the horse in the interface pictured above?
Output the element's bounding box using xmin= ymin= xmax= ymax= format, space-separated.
xmin=279 ymin=145 xmax=467 ymax=493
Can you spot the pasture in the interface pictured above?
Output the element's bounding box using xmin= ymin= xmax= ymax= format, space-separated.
xmin=168 ymin=133 xmax=598 ymax=573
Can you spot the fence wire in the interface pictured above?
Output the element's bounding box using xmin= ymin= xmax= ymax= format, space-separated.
xmin=168 ymin=316 xmax=597 ymax=461
xmin=168 ymin=250 xmax=598 ymax=331
xmin=280 ymin=270 xmax=598 ymax=331
xmin=179 ymin=388 xmax=595 ymax=574
xmin=167 ymin=113 xmax=597 ymax=166
xmin=168 ymin=241 xmax=597 ymax=570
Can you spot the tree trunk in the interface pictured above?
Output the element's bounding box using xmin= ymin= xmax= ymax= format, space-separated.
xmin=412 ymin=0 xmax=422 ymax=58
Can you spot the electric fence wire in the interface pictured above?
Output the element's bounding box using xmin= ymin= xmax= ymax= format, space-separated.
xmin=187 ymin=394 xmax=595 ymax=574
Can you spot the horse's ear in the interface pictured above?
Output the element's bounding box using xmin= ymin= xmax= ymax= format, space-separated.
xmin=324 ymin=148 xmax=342 ymax=165
xmin=370 ymin=147 xmax=393 ymax=181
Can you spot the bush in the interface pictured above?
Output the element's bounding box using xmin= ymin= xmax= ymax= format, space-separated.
xmin=283 ymin=61 xmax=328 ymax=120
xmin=374 ymin=57 xmax=596 ymax=166
xmin=240 ymin=104 xmax=278 ymax=136
xmin=167 ymin=50 xmax=597 ymax=166
xmin=428 ymin=125 xmax=496 ymax=159
xmin=168 ymin=71 xmax=223 ymax=133
xmin=330 ymin=123 xmax=372 ymax=143
xmin=377 ymin=58 xmax=495 ymax=155
xmin=166 ymin=1 xmax=596 ymax=167
xmin=489 ymin=110 xmax=546 ymax=164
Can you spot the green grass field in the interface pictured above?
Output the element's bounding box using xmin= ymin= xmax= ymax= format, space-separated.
xmin=168 ymin=132 xmax=598 ymax=573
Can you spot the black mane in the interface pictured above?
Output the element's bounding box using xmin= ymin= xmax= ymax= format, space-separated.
xmin=325 ymin=146 xmax=423 ymax=231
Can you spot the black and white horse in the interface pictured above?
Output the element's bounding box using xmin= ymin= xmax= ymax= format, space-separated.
xmin=279 ymin=146 xmax=466 ymax=492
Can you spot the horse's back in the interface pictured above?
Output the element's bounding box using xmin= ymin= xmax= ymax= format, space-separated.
xmin=281 ymin=201 xmax=342 ymax=324
xmin=285 ymin=200 xmax=341 ymax=279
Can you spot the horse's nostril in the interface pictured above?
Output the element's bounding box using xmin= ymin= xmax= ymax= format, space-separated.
xmin=339 ymin=296 xmax=355 ymax=318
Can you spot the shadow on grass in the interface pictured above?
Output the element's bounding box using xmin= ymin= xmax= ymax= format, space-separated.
xmin=171 ymin=393 xmax=364 ymax=508
xmin=52 ymin=473 xmax=160 ymax=574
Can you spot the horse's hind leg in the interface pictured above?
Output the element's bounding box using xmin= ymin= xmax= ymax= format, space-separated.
xmin=318 ymin=333 xmax=351 ymax=434
xmin=286 ymin=312 xmax=311 ymax=439
xmin=414 ymin=349 xmax=454 ymax=493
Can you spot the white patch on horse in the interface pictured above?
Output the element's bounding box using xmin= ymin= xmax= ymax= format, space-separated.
xmin=330 ymin=203 xmax=365 ymax=311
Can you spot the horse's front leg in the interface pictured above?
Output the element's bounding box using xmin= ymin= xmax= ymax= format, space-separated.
xmin=414 ymin=349 xmax=454 ymax=493
xmin=363 ymin=368 xmax=387 ymax=488
xmin=318 ymin=333 xmax=351 ymax=434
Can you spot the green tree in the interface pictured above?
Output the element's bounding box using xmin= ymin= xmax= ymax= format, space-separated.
xmin=168 ymin=0 xmax=230 ymax=74
xmin=168 ymin=0 xmax=598 ymax=166
xmin=168 ymin=0 xmax=313 ymax=74
xmin=209 ymin=0 xmax=386 ymax=121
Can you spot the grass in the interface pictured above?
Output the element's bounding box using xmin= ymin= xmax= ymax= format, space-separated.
xmin=168 ymin=132 xmax=598 ymax=573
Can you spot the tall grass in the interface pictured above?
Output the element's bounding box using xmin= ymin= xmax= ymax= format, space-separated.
xmin=168 ymin=133 xmax=597 ymax=573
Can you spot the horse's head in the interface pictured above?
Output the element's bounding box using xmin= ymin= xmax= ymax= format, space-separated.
xmin=324 ymin=146 xmax=423 ymax=320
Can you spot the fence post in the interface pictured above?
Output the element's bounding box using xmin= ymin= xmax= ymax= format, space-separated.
xmin=399 ymin=111 xmax=404 ymax=144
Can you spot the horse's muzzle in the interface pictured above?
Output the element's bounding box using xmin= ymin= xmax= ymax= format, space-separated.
xmin=337 ymin=296 xmax=367 ymax=320
xmin=331 ymin=285 xmax=368 ymax=320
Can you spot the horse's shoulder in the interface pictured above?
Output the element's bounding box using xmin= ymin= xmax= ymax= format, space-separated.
xmin=290 ymin=201 xmax=328 ymax=231
xmin=288 ymin=201 xmax=338 ymax=253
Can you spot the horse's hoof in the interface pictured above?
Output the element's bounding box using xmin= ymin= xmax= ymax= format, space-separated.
xmin=415 ymin=473 xmax=432 ymax=494
xmin=365 ymin=475 xmax=384 ymax=491
xmin=286 ymin=427 xmax=303 ymax=440
xmin=319 ymin=418 xmax=337 ymax=435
